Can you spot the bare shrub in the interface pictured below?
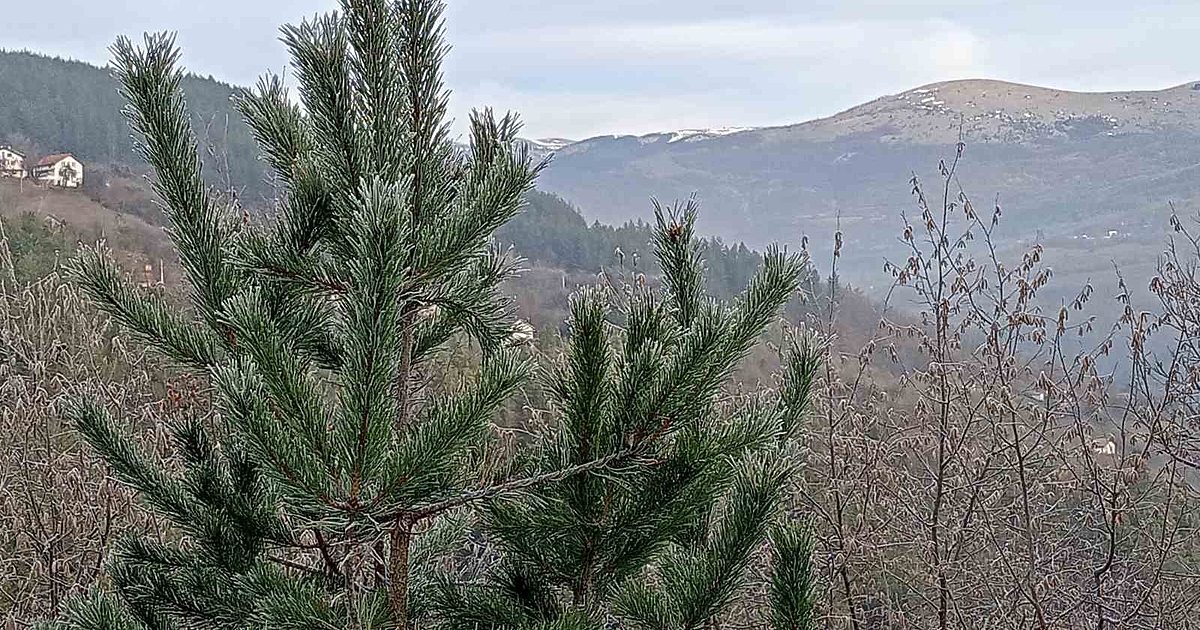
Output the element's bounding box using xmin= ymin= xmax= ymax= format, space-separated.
xmin=0 ymin=230 xmax=173 ymax=625
xmin=797 ymin=144 xmax=1200 ymax=629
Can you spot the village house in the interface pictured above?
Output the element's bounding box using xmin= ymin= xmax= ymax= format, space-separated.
xmin=32 ymin=152 xmax=84 ymax=188
xmin=0 ymin=146 xmax=26 ymax=179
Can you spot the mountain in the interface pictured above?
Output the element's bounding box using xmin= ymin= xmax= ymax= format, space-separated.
xmin=6 ymin=47 xmax=1182 ymax=307
xmin=518 ymin=137 xmax=577 ymax=161
xmin=534 ymin=79 xmax=1200 ymax=300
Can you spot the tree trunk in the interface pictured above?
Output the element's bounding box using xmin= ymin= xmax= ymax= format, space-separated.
xmin=389 ymin=516 xmax=413 ymax=630
xmin=390 ymin=317 xmax=416 ymax=627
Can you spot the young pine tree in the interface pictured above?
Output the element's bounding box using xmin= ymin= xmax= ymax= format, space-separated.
xmin=430 ymin=199 xmax=821 ymax=630
xmin=43 ymin=2 xmax=820 ymax=630
xmin=50 ymin=1 xmax=547 ymax=629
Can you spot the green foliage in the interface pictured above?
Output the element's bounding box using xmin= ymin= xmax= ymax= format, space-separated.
xmin=498 ymin=191 xmax=766 ymax=299
xmin=41 ymin=3 xmax=822 ymax=630
xmin=768 ymin=522 xmax=818 ymax=630
xmin=1 ymin=212 xmax=70 ymax=283
xmin=432 ymin=203 xmax=822 ymax=629
xmin=49 ymin=1 xmax=541 ymax=628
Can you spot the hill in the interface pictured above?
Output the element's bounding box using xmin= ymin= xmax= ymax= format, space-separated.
xmin=760 ymin=78 xmax=1200 ymax=144
xmin=0 ymin=51 xmax=772 ymax=298
xmin=0 ymin=50 xmax=270 ymax=199
xmin=535 ymin=79 xmax=1200 ymax=304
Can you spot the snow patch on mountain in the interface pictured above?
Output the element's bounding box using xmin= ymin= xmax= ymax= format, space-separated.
xmin=524 ymin=137 xmax=576 ymax=150
xmin=663 ymin=127 xmax=758 ymax=143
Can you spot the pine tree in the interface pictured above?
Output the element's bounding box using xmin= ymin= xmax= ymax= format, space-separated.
xmin=41 ymin=2 xmax=821 ymax=630
xmin=47 ymin=1 xmax=551 ymax=629
xmin=429 ymin=198 xmax=821 ymax=630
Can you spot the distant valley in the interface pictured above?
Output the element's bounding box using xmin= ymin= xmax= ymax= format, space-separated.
xmin=3 ymin=47 xmax=1196 ymax=311
xmin=533 ymin=79 xmax=1200 ymax=307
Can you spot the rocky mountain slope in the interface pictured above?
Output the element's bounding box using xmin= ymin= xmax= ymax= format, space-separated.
xmin=534 ymin=79 xmax=1200 ymax=301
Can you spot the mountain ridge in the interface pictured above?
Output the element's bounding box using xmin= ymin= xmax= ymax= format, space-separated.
xmin=545 ymin=78 xmax=1200 ymax=153
xmin=2 ymin=47 xmax=1193 ymax=306
xmin=529 ymin=78 xmax=1200 ymax=308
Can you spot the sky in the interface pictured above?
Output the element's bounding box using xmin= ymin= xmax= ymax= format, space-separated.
xmin=5 ymin=1 xmax=1200 ymax=140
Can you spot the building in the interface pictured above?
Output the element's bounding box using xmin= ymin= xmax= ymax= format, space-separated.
xmin=32 ymin=153 xmax=84 ymax=188
xmin=0 ymin=146 xmax=26 ymax=179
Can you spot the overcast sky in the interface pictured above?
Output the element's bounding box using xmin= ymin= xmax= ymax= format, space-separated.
xmin=5 ymin=1 xmax=1200 ymax=140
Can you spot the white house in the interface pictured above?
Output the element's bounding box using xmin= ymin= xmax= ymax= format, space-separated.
xmin=32 ymin=153 xmax=84 ymax=188
xmin=0 ymin=146 xmax=26 ymax=179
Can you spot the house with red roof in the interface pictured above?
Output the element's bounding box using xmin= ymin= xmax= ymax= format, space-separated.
xmin=32 ymin=153 xmax=84 ymax=188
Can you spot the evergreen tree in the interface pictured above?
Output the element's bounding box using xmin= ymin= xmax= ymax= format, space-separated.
xmin=49 ymin=1 xmax=549 ymax=628
xmin=430 ymin=199 xmax=821 ymax=630
xmin=40 ymin=2 xmax=820 ymax=630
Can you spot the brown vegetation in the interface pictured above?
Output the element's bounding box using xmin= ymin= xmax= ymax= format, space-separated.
xmin=796 ymin=146 xmax=1200 ymax=628
xmin=4 ymin=146 xmax=1200 ymax=627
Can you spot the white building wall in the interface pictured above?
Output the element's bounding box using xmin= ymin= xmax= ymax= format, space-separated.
xmin=34 ymin=157 xmax=84 ymax=188
xmin=0 ymin=149 xmax=26 ymax=178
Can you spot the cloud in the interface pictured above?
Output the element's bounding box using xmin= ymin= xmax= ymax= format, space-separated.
xmin=462 ymin=17 xmax=983 ymax=65
xmin=447 ymin=18 xmax=988 ymax=138
xmin=450 ymin=82 xmax=769 ymax=140
xmin=8 ymin=0 xmax=1200 ymax=140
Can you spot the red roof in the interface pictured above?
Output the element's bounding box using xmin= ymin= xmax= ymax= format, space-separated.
xmin=35 ymin=153 xmax=75 ymax=167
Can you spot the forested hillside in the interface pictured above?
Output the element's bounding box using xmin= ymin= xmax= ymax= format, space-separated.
xmin=501 ymin=189 xmax=769 ymax=298
xmin=0 ymin=51 xmax=774 ymax=289
xmin=0 ymin=50 xmax=268 ymax=196
xmin=0 ymin=51 xmax=774 ymax=298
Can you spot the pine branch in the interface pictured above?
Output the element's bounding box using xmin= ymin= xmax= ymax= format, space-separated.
xmin=396 ymin=0 xmax=452 ymax=231
xmin=614 ymin=455 xmax=790 ymax=630
xmin=211 ymin=358 xmax=341 ymax=515
xmin=777 ymin=333 xmax=822 ymax=443
xmin=111 ymin=33 xmax=241 ymax=332
xmin=235 ymin=73 xmax=308 ymax=183
xmin=411 ymin=243 xmax=522 ymax=360
xmin=768 ymin=522 xmax=818 ymax=630
xmin=337 ymin=176 xmax=412 ymax=506
xmin=267 ymin=556 xmax=326 ymax=578
xmin=342 ymin=0 xmax=404 ymax=178
xmin=313 ymin=531 xmax=342 ymax=578
xmin=652 ymin=195 xmax=706 ymax=328
xmin=63 ymin=398 xmax=198 ymax=526
xmin=415 ymin=110 xmax=542 ymax=284
xmin=551 ymin=286 xmax=615 ymax=464
xmin=407 ymin=448 xmax=637 ymax=522
xmin=236 ymin=231 xmax=348 ymax=295
xmin=367 ymin=349 xmax=529 ymax=513
xmin=219 ymin=288 xmax=334 ymax=476
xmin=52 ymin=589 xmax=144 ymax=630
xmin=235 ymin=564 xmax=346 ymax=630
xmin=69 ymin=244 xmax=221 ymax=370
xmin=281 ymin=12 xmax=360 ymax=203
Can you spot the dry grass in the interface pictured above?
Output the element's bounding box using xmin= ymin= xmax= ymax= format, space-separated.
xmin=0 ymin=178 xmax=179 ymax=284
